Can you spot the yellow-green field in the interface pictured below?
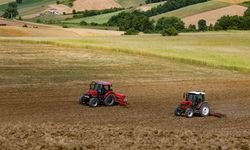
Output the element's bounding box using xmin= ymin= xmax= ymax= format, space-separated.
xmin=2 ymin=31 xmax=249 ymax=73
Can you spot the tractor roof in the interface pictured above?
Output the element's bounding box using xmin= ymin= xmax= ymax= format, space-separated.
xmin=97 ymin=81 xmax=112 ymax=86
xmin=188 ymin=91 xmax=206 ymax=95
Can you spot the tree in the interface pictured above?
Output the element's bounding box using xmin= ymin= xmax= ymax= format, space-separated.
xmin=156 ymin=17 xmax=184 ymax=31
xmin=3 ymin=2 xmax=18 ymax=19
xmin=16 ymin=0 xmax=22 ymax=4
xmin=108 ymin=11 xmax=154 ymax=33
xmin=208 ymin=24 xmax=214 ymax=31
xmin=187 ymin=24 xmax=196 ymax=32
xmin=244 ymin=7 xmax=250 ymax=16
xmin=161 ymin=27 xmax=178 ymax=36
xmin=198 ymin=19 xmax=207 ymax=31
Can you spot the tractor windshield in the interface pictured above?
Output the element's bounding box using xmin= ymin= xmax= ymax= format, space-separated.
xmin=186 ymin=94 xmax=197 ymax=104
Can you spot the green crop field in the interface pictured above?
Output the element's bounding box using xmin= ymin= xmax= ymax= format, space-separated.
xmin=63 ymin=10 xmax=124 ymax=24
xmin=0 ymin=0 xmax=58 ymax=16
xmin=115 ymin=0 xmax=145 ymax=8
xmin=151 ymin=0 xmax=231 ymax=20
xmin=1 ymin=31 xmax=250 ymax=73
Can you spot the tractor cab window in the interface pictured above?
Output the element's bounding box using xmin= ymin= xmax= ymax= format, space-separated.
xmin=187 ymin=94 xmax=197 ymax=105
xmin=90 ymin=82 xmax=97 ymax=90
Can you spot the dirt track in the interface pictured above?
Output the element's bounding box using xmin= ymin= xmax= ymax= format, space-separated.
xmin=0 ymin=41 xmax=250 ymax=149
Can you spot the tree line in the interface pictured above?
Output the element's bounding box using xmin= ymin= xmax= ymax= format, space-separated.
xmin=107 ymin=6 xmax=250 ymax=36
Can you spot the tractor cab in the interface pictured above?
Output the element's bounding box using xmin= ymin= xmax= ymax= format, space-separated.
xmin=89 ymin=81 xmax=113 ymax=96
xmin=184 ymin=91 xmax=205 ymax=106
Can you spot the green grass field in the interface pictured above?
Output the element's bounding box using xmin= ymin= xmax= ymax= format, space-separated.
xmin=0 ymin=0 xmax=58 ymax=16
xmin=151 ymin=0 xmax=231 ymax=20
xmin=63 ymin=10 xmax=124 ymax=24
xmin=115 ymin=0 xmax=145 ymax=8
xmin=1 ymin=31 xmax=250 ymax=73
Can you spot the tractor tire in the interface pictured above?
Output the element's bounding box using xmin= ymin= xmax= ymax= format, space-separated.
xmin=175 ymin=107 xmax=182 ymax=116
xmin=185 ymin=108 xmax=194 ymax=118
xmin=103 ymin=94 xmax=116 ymax=106
xmin=79 ymin=95 xmax=85 ymax=104
xmin=88 ymin=98 xmax=99 ymax=108
xmin=199 ymin=103 xmax=210 ymax=117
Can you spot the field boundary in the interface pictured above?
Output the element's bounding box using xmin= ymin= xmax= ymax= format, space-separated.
xmin=1 ymin=39 xmax=249 ymax=73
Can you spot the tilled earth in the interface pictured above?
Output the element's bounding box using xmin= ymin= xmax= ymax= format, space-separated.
xmin=1 ymin=80 xmax=250 ymax=149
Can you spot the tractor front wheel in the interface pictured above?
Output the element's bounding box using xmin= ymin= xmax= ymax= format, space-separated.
xmin=199 ymin=104 xmax=210 ymax=117
xmin=88 ymin=98 xmax=99 ymax=107
xmin=175 ymin=107 xmax=182 ymax=116
xmin=79 ymin=95 xmax=85 ymax=104
xmin=104 ymin=94 xmax=116 ymax=106
xmin=185 ymin=108 xmax=194 ymax=118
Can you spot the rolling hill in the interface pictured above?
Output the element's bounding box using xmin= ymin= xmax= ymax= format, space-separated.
xmin=151 ymin=1 xmax=231 ymax=20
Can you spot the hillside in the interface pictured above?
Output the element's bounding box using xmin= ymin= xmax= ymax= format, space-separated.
xmin=115 ymin=0 xmax=145 ymax=8
xmin=151 ymin=1 xmax=231 ymax=20
xmin=183 ymin=4 xmax=248 ymax=26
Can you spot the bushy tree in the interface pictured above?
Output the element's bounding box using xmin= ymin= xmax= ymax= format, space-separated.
xmin=198 ymin=19 xmax=207 ymax=31
xmin=161 ymin=27 xmax=178 ymax=36
xmin=214 ymin=15 xmax=250 ymax=30
xmin=124 ymin=28 xmax=139 ymax=35
xmin=186 ymin=24 xmax=197 ymax=32
xmin=80 ymin=20 xmax=88 ymax=26
xmin=244 ymin=7 xmax=250 ymax=16
xmin=3 ymin=2 xmax=18 ymax=19
xmin=108 ymin=11 xmax=154 ymax=33
xmin=156 ymin=17 xmax=184 ymax=31
xmin=16 ymin=0 xmax=22 ymax=4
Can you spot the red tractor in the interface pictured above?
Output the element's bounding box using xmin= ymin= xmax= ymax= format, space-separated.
xmin=175 ymin=91 xmax=210 ymax=118
xmin=79 ymin=81 xmax=128 ymax=107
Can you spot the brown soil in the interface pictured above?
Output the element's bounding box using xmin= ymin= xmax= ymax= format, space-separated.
xmin=48 ymin=0 xmax=121 ymax=14
xmin=0 ymin=80 xmax=250 ymax=149
xmin=0 ymin=42 xmax=250 ymax=149
xmin=183 ymin=5 xmax=248 ymax=26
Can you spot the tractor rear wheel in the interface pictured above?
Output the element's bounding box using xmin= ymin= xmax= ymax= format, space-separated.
xmin=199 ymin=103 xmax=210 ymax=117
xmin=88 ymin=98 xmax=99 ymax=107
xmin=104 ymin=94 xmax=116 ymax=106
xmin=185 ymin=108 xmax=194 ymax=118
xmin=175 ymin=107 xmax=182 ymax=116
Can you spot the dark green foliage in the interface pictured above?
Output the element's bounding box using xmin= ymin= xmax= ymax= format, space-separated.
xmin=108 ymin=11 xmax=154 ymax=32
xmin=80 ymin=20 xmax=88 ymax=26
xmin=145 ymin=0 xmax=167 ymax=4
xmin=2 ymin=2 xmax=18 ymax=19
xmin=62 ymin=25 xmax=69 ymax=28
xmin=18 ymin=16 xmax=22 ymax=20
xmin=208 ymin=24 xmax=214 ymax=31
xmin=187 ymin=24 xmax=197 ymax=32
xmin=198 ymin=19 xmax=207 ymax=31
xmin=242 ymin=1 xmax=250 ymax=7
xmin=215 ymin=15 xmax=250 ymax=30
xmin=156 ymin=17 xmax=184 ymax=31
xmin=124 ymin=28 xmax=139 ymax=35
xmin=161 ymin=27 xmax=178 ymax=36
xmin=16 ymin=0 xmax=22 ymax=4
xmin=56 ymin=1 xmax=60 ymax=4
xmin=72 ymin=9 xmax=76 ymax=14
xmin=145 ymin=0 xmax=208 ymax=17
xmin=64 ymin=0 xmax=74 ymax=7
xmin=36 ymin=19 xmax=41 ymax=23
xmin=73 ymin=8 xmax=123 ymax=18
xmin=244 ymin=7 xmax=250 ymax=16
